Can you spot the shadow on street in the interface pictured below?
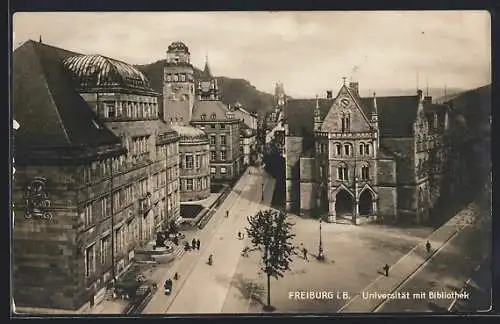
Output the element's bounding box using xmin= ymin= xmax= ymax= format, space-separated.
xmin=230 ymin=272 xmax=266 ymax=306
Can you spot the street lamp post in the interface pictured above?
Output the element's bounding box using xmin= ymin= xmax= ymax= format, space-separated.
xmin=317 ymin=218 xmax=325 ymax=260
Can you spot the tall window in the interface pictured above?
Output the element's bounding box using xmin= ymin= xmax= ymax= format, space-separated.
xmin=105 ymin=103 xmax=116 ymax=118
xmin=186 ymin=179 xmax=193 ymax=191
xmin=85 ymin=244 xmax=96 ymax=277
xmin=220 ymin=135 xmax=227 ymax=146
xmin=335 ymin=143 xmax=341 ymax=156
xmin=341 ymin=114 xmax=350 ymax=132
xmin=102 ymin=197 xmax=109 ymax=218
xmin=185 ymin=155 xmax=194 ymax=169
xmin=210 ymin=135 xmax=216 ymax=145
xmin=221 ymin=151 xmax=227 ymax=161
xmin=344 ymin=144 xmax=351 ymax=156
xmin=210 ymin=151 xmax=217 ymax=161
xmin=359 ymin=143 xmax=364 ymax=155
xmin=365 ymin=144 xmax=371 ymax=156
xmin=195 ymin=155 xmax=201 ymax=169
xmin=84 ymin=203 xmax=93 ymax=226
xmin=361 ymin=165 xmax=370 ymax=180
xmin=337 ymin=163 xmax=348 ymax=181
xmin=101 ymin=235 xmax=110 ymax=264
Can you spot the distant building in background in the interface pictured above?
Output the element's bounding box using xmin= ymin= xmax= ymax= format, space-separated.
xmin=12 ymin=40 xmax=180 ymax=312
xmin=231 ymin=101 xmax=258 ymax=130
xmin=284 ymin=80 xmax=450 ymax=225
xmin=239 ymin=123 xmax=258 ymax=166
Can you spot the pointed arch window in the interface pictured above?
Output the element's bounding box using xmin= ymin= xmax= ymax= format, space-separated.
xmin=337 ymin=163 xmax=348 ymax=181
xmin=365 ymin=143 xmax=371 ymax=156
xmin=361 ymin=163 xmax=370 ymax=180
xmin=359 ymin=143 xmax=364 ymax=155
xmin=344 ymin=143 xmax=351 ymax=156
xmin=335 ymin=143 xmax=341 ymax=156
xmin=341 ymin=113 xmax=351 ymax=132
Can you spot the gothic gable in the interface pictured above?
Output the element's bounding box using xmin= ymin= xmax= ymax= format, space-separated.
xmin=321 ymin=85 xmax=373 ymax=133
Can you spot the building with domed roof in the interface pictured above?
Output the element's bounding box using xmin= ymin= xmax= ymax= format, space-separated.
xmin=12 ymin=39 xmax=181 ymax=312
xmin=163 ymin=41 xmax=242 ymax=182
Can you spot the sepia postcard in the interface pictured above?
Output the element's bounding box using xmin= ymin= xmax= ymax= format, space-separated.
xmin=10 ymin=11 xmax=492 ymax=316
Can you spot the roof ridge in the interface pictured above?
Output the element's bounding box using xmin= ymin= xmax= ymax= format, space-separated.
xmin=32 ymin=43 xmax=72 ymax=144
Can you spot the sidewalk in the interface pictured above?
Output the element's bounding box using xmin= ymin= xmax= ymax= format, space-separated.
xmin=338 ymin=202 xmax=481 ymax=313
xmin=142 ymin=167 xmax=274 ymax=314
xmin=92 ymin=168 xmax=266 ymax=315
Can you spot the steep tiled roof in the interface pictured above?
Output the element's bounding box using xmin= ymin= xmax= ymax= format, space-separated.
xmin=192 ymin=100 xmax=235 ymax=121
xmin=13 ymin=40 xmax=122 ymax=150
xmin=364 ymin=95 xmax=420 ymax=138
xmin=346 ymin=85 xmax=373 ymax=120
xmin=284 ymin=99 xmax=333 ymax=137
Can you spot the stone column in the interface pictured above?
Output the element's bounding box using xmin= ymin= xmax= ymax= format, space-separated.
xmin=328 ymin=199 xmax=336 ymax=223
xmin=354 ymin=200 xmax=360 ymax=225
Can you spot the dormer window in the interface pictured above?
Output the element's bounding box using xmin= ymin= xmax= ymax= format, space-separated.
xmin=174 ymin=57 xmax=179 ymax=63
xmin=166 ymin=74 xmax=172 ymax=82
xmin=211 ymin=113 xmax=216 ymax=120
xmin=173 ymin=74 xmax=179 ymax=82
xmin=201 ymin=114 xmax=207 ymax=120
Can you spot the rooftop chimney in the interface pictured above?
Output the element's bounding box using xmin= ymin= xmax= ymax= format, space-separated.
xmin=349 ymin=82 xmax=359 ymax=94
xmin=326 ymin=90 xmax=333 ymax=99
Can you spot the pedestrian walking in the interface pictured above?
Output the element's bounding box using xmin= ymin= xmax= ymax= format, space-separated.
xmin=302 ymin=247 xmax=309 ymax=261
xmin=174 ymin=272 xmax=179 ymax=280
xmin=192 ymin=238 xmax=197 ymax=250
xmin=238 ymin=231 xmax=242 ymax=240
xmin=226 ymin=210 xmax=229 ymax=218
xmin=196 ymin=239 xmax=200 ymax=250
xmin=383 ymin=264 xmax=390 ymax=277
xmin=173 ymin=236 xmax=179 ymax=246
xmin=426 ymin=240 xmax=432 ymax=254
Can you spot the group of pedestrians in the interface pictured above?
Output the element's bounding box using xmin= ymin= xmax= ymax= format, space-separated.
xmin=184 ymin=238 xmax=201 ymax=251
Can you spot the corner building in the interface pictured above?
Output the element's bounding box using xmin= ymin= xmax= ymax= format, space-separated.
xmin=284 ymin=81 xmax=450 ymax=225
xmin=163 ymin=41 xmax=241 ymax=183
xmin=12 ymin=40 xmax=180 ymax=312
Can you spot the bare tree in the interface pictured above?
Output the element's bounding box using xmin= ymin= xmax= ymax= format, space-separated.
xmin=246 ymin=209 xmax=295 ymax=311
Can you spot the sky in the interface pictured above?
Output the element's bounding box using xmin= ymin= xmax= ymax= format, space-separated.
xmin=13 ymin=11 xmax=491 ymax=98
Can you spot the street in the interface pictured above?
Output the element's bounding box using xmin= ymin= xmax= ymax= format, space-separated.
xmin=142 ymin=166 xmax=275 ymax=314
xmin=375 ymin=214 xmax=491 ymax=313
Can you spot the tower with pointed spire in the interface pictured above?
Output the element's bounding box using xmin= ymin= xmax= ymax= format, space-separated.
xmin=163 ymin=41 xmax=196 ymax=123
xmin=197 ymin=56 xmax=219 ymax=101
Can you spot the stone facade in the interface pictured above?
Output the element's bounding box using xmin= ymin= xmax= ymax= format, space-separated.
xmin=284 ymin=82 xmax=450 ymax=225
xmin=172 ymin=126 xmax=211 ymax=202
xmin=163 ymin=41 xmax=241 ymax=183
xmin=12 ymin=41 xmax=181 ymax=311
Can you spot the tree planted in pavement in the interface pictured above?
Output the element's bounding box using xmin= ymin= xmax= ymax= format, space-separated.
xmin=246 ymin=209 xmax=295 ymax=311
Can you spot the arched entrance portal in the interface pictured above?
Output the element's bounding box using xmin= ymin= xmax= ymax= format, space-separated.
xmin=359 ymin=190 xmax=373 ymax=216
xmin=335 ymin=190 xmax=354 ymax=215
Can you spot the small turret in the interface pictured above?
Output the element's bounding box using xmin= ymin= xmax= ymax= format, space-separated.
xmin=314 ymin=95 xmax=322 ymax=131
xmin=371 ymin=92 xmax=378 ymax=123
